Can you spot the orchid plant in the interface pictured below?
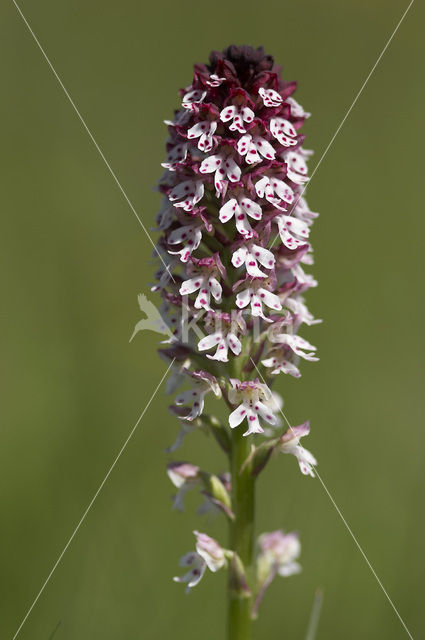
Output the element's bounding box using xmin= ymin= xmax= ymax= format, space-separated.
xmin=134 ymin=44 xmax=320 ymax=640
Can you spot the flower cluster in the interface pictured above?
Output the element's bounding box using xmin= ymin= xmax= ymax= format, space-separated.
xmin=151 ymin=45 xmax=320 ymax=437
xmin=136 ymin=45 xmax=322 ymax=616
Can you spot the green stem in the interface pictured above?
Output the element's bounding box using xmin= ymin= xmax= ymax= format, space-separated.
xmin=228 ymin=429 xmax=255 ymax=640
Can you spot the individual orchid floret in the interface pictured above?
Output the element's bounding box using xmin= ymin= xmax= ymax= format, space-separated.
xmin=194 ymin=531 xmax=227 ymax=572
xmin=274 ymin=214 xmax=310 ymax=250
xmin=172 ymin=369 xmax=221 ymax=421
xmin=278 ymin=421 xmax=317 ymax=477
xmin=167 ymin=462 xmax=200 ymax=511
xmin=219 ymin=197 xmax=262 ymax=237
xmin=206 ymin=73 xmax=226 ymax=87
xmin=228 ymin=379 xmax=279 ymax=436
xmin=197 ymin=311 xmax=245 ymax=362
xmin=257 ymin=530 xmax=301 ymax=581
xmin=237 ymin=134 xmax=276 ymax=164
xmin=173 ymin=551 xmax=206 ymax=594
xmin=255 ymin=175 xmax=294 ymax=210
xmin=167 ymin=223 xmax=202 ymax=263
xmin=252 ymin=530 xmax=301 ymax=618
xmin=285 ymin=296 xmax=322 ymax=328
xmin=187 ymin=120 xmax=218 ymax=153
xmin=173 ymin=531 xmax=226 ymax=594
xmin=182 ymin=88 xmax=207 ymax=110
xmin=261 ymin=349 xmax=301 ymax=378
xmin=168 ymin=179 xmax=205 ymax=211
xmin=220 ymin=104 xmax=255 ymax=133
xmin=232 ymin=241 xmax=275 ymax=278
xmin=199 ymin=153 xmax=241 ymax=197
xmin=235 ymin=277 xmax=282 ymax=321
xmin=258 ymin=87 xmax=283 ymax=107
xmin=198 ymin=329 xmax=241 ymax=362
xmin=269 ymin=117 xmax=298 ymax=147
xmin=270 ymin=331 xmax=319 ymax=362
xmin=287 ymin=95 xmax=311 ymax=119
xmin=161 ymin=143 xmax=188 ymax=171
xmin=179 ymin=255 xmax=224 ymax=311
xmin=283 ymin=150 xmax=309 ymax=184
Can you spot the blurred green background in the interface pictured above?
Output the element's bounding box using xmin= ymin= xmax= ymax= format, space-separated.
xmin=1 ymin=1 xmax=423 ymax=638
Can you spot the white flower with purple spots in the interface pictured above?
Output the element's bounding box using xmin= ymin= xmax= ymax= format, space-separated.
xmin=270 ymin=332 xmax=319 ymax=362
xmin=187 ymin=120 xmax=218 ymax=152
xmin=269 ymin=117 xmax=298 ymax=147
xmin=275 ymin=214 xmax=310 ymax=250
xmin=180 ymin=270 xmax=222 ymax=311
xmin=182 ymin=89 xmax=207 ymax=110
xmin=235 ymin=279 xmax=282 ymax=321
xmin=237 ymin=134 xmax=276 ymax=164
xmin=199 ymin=153 xmax=241 ymax=197
xmin=168 ymin=179 xmax=204 ymax=212
xmin=255 ymin=175 xmax=294 ymax=210
xmin=161 ymin=143 xmax=188 ymax=171
xmin=198 ymin=329 xmax=241 ymax=362
xmin=278 ymin=422 xmax=317 ymax=477
xmin=261 ymin=352 xmax=301 ymax=378
xmin=220 ymin=104 xmax=255 ymax=133
xmin=167 ymin=223 xmax=202 ymax=262
xmin=232 ymin=243 xmax=275 ymax=278
xmin=173 ymin=532 xmax=226 ymax=594
xmin=219 ymin=197 xmax=262 ymax=237
xmin=286 ymin=96 xmax=311 ymax=119
xmin=173 ymin=370 xmax=221 ymax=421
xmin=283 ymin=150 xmax=309 ymax=184
xmin=228 ymin=379 xmax=279 ymax=436
xmin=258 ymin=87 xmax=283 ymax=107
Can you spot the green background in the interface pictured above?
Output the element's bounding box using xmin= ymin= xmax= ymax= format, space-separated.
xmin=1 ymin=1 xmax=423 ymax=638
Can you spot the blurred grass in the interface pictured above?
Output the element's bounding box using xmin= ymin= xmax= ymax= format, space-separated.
xmin=0 ymin=0 xmax=424 ymax=638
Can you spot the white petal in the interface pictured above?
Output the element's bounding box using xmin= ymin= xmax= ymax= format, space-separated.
xmin=226 ymin=333 xmax=242 ymax=355
xmin=243 ymin=409 xmax=264 ymax=436
xmin=198 ymin=332 xmax=223 ymax=351
xmin=208 ymin=277 xmax=222 ymax=301
xmin=187 ymin=121 xmax=210 ymax=139
xmin=240 ymin=198 xmax=262 ymax=220
xmin=229 ymin=114 xmax=246 ymax=133
xmin=229 ymin=404 xmax=248 ymax=429
xmin=224 ymin=156 xmax=241 ymax=182
xmin=253 ymin=136 xmax=275 ymax=160
xmin=245 ymin=256 xmax=267 ymax=278
xmin=194 ymin=288 xmax=211 ymax=310
xmin=256 ymin=401 xmax=278 ymax=425
xmin=245 ymin=142 xmax=261 ymax=164
xmin=257 ymin=288 xmax=282 ymax=311
xmin=219 ymin=198 xmax=239 ymax=223
xmin=220 ymin=105 xmax=237 ymax=122
xmin=255 ymin=176 xmax=269 ymax=198
xmin=241 ymin=106 xmax=255 ymax=123
xmin=237 ymin=134 xmax=252 ymax=156
xmin=179 ymin=277 xmax=203 ymax=296
xmin=236 ymin=288 xmax=251 ymax=309
xmin=235 ymin=212 xmax=254 ymax=237
xmin=258 ymin=87 xmax=283 ymax=107
xmin=207 ymin=339 xmax=229 ymax=362
xmin=271 ymin=179 xmax=294 ymax=204
xmin=200 ymin=154 xmax=223 ymax=174
xmin=251 ymin=245 xmax=275 ymax=269
xmin=232 ymin=247 xmax=248 ymax=268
